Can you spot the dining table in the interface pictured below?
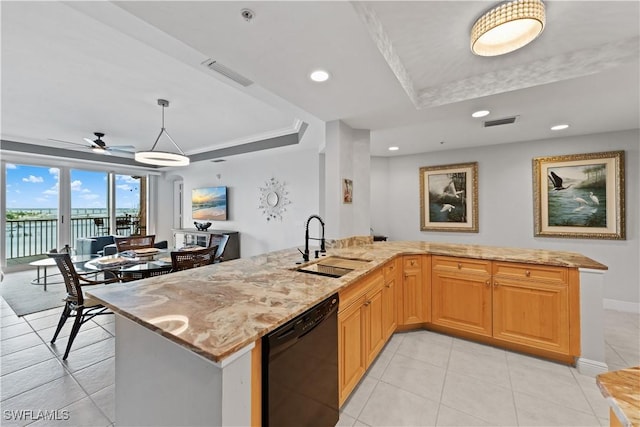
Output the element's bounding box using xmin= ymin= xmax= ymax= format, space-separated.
xmin=84 ymin=247 xmax=173 ymax=278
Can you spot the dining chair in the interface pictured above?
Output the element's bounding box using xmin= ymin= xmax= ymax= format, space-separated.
xmin=170 ymin=245 xmax=218 ymax=272
xmin=48 ymin=252 xmax=119 ymax=360
xmin=207 ymin=234 xmax=230 ymax=263
xmin=93 ymin=218 xmax=110 ymax=235
xmin=114 ymin=235 xmax=155 ymax=252
xmin=120 ymin=267 xmax=172 ymax=282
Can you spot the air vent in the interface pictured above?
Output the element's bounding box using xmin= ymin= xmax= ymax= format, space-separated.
xmin=484 ymin=116 xmax=518 ymax=127
xmin=211 ymin=159 xmax=226 ymax=163
xmin=201 ymin=59 xmax=253 ymax=87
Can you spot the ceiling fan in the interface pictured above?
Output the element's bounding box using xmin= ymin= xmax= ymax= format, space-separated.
xmin=48 ymin=132 xmax=135 ymax=156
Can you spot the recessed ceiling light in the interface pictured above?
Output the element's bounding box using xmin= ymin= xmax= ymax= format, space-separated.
xmin=472 ymin=110 xmax=490 ymax=118
xmin=310 ymin=70 xmax=330 ymax=82
xmin=551 ymin=124 xmax=570 ymax=131
xmin=388 ymin=146 xmax=399 ymax=151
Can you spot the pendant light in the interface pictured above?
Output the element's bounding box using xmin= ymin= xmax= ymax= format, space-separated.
xmin=135 ymin=99 xmax=190 ymax=166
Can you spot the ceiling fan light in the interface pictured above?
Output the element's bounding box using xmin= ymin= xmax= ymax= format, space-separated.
xmin=471 ymin=0 xmax=545 ymax=57
xmin=92 ymin=146 xmax=110 ymax=155
xmin=135 ymin=99 xmax=190 ymax=167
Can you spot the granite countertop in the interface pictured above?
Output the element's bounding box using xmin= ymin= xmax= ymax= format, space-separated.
xmin=87 ymin=241 xmax=606 ymax=363
xmin=597 ymin=366 xmax=640 ymax=426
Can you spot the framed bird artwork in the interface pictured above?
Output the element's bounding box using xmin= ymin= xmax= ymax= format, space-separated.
xmin=419 ymin=162 xmax=478 ymax=232
xmin=533 ymin=150 xmax=625 ymax=239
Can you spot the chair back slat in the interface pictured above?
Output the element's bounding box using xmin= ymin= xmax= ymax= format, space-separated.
xmin=170 ymin=245 xmax=218 ymax=272
xmin=207 ymin=234 xmax=230 ymax=262
xmin=48 ymin=252 xmax=83 ymax=304
xmin=115 ymin=235 xmax=155 ymax=252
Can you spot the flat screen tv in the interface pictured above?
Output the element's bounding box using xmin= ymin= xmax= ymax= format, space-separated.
xmin=192 ymin=186 xmax=227 ymax=221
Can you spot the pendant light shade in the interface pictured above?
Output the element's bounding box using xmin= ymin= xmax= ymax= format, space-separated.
xmin=471 ymin=0 xmax=545 ymax=57
xmin=135 ymin=99 xmax=190 ymax=167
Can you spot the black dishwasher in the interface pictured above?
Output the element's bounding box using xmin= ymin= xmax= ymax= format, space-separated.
xmin=262 ymin=294 xmax=339 ymax=427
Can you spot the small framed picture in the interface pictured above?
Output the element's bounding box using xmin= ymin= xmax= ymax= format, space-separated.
xmin=419 ymin=162 xmax=478 ymax=232
xmin=533 ymin=150 xmax=625 ymax=239
xmin=343 ymin=179 xmax=353 ymax=204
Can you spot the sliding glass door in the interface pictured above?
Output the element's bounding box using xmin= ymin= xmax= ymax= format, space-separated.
xmin=3 ymin=161 xmax=148 ymax=268
xmin=4 ymin=164 xmax=60 ymax=260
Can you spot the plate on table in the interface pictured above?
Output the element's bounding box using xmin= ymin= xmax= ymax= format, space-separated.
xmin=157 ymin=257 xmax=172 ymax=264
xmin=134 ymin=248 xmax=161 ymax=256
xmin=96 ymin=257 xmax=131 ymax=267
xmin=179 ymin=245 xmax=205 ymax=252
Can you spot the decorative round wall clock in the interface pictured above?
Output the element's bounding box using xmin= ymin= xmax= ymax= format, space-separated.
xmin=258 ymin=177 xmax=291 ymax=221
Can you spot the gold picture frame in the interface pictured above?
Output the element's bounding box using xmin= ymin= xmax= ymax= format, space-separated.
xmin=419 ymin=162 xmax=478 ymax=232
xmin=533 ymin=150 xmax=625 ymax=239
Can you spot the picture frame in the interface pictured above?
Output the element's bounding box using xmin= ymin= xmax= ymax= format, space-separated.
xmin=419 ymin=162 xmax=478 ymax=232
xmin=533 ymin=150 xmax=625 ymax=240
xmin=343 ymin=179 xmax=353 ymax=204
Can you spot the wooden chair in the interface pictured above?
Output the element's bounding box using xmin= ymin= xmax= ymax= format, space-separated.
xmin=114 ymin=235 xmax=155 ymax=252
xmin=48 ymin=252 xmax=119 ymax=360
xmin=170 ymin=245 xmax=218 ymax=272
xmin=120 ymin=267 xmax=172 ymax=282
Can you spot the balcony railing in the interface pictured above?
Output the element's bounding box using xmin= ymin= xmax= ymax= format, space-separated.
xmin=5 ymin=216 xmax=140 ymax=262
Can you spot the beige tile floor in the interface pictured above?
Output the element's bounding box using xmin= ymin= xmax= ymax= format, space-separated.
xmin=1 ymin=292 xmax=638 ymax=427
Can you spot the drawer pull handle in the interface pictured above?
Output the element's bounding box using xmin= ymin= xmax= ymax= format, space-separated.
xmin=457 ymin=263 xmax=462 ymax=269
xmin=525 ymin=270 xmax=531 ymax=277
xmin=385 ymin=284 xmax=391 ymax=288
xmin=410 ymin=260 xmax=415 ymax=266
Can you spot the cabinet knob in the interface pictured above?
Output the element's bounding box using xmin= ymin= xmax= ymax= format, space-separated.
xmin=364 ymin=300 xmax=371 ymax=306
xmin=457 ymin=263 xmax=462 ymax=269
xmin=485 ymin=279 xmax=490 ymax=286
xmin=385 ymin=284 xmax=391 ymax=288
xmin=494 ymin=281 xmax=499 ymax=287
xmin=410 ymin=260 xmax=415 ymax=266
xmin=525 ymin=270 xmax=531 ymax=277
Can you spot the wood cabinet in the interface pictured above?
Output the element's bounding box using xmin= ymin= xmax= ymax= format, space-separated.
xmin=382 ymin=259 xmax=398 ymax=339
xmin=432 ymin=256 xmax=492 ymax=337
xmin=431 ymin=256 xmax=577 ymax=358
xmin=338 ymin=268 xmax=385 ymax=405
xmin=492 ymin=262 xmax=572 ymax=354
xmin=399 ymin=255 xmax=424 ymax=325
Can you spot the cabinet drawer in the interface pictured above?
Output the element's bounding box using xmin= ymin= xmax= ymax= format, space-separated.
xmin=493 ymin=262 xmax=567 ymax=284
xmin=432 ymin=256 xmax=491 ymax=275
xmin=403 ymin=256 xmax=421 ymax=270
xmin=383 ymin=259 xmax=398 ymax=282
xmin=339 ymin=268 xmax=383 ymax=312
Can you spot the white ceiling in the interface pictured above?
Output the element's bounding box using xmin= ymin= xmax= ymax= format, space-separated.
xmin=1 ymin=1 xmax=638 ymax=163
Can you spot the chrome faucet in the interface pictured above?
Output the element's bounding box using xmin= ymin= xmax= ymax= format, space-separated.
xmin=302 ymin=215 xmax=326 ymax=262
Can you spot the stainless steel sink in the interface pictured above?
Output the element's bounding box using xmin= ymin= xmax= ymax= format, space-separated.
xmin=294 ymin=256 xmax=372 ymax=278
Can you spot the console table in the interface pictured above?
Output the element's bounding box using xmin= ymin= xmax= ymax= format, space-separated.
xmin=172 ymin=229 xmax=240 ymax=261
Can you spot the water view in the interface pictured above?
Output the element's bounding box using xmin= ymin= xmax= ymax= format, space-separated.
xmin=547 ymin=165 xmax=607 ymax=227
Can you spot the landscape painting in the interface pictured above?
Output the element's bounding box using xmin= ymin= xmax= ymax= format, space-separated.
xmin=192 ymin=186 xmax=228 ymax=221
xmin=533 ymin=151 xmax=625 ymax=239
xmin=419 ymin=162 xmax=478 ymax=232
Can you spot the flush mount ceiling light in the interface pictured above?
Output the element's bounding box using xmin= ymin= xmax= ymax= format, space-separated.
xmin=310 ymin=70 xmax=330 ymax=82
xmin=472 ymin=110 xmax=490 ymax=118
xmin=388 ymin=146 xmax=399 ymax=151
xmin=471 ymin=0 xmax=545 ymax=57
xmin=551 ymin=124 xmax=570 ymax=131
xmin=135 ymin=99 xmax=190 ymax=167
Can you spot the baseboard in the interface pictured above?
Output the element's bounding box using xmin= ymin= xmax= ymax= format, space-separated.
xmin=577 ymin=358 xmax=608 ymax=376
xmin=603 ymin=298 xmax=640 ymax=314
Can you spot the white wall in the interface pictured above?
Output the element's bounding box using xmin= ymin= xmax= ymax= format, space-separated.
xmin=156 ymin=146 xmax=321 ymax=258
xmin=372 ymin=129 xmax=639 ymax=305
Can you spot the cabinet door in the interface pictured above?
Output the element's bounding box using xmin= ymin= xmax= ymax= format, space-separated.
xmin=431 ymin=270 xmax=492 ymax=336
xmin=382 ymin=274 xmax=397 ymax=340
xmin=492 ymin=278 xmax=570 ymax=354
xmin=338 ymin=297 xmax=366 ymax=406
xmin=364 ymin=285 xmax=385 ymax=366
xmin=401 ymin=256 xmax=423 ymax=325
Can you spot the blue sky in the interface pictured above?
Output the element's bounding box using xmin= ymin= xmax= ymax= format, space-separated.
xmin=6 ymin=163 xmax=140 ymax=210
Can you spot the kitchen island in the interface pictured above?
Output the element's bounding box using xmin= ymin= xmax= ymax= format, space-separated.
xmin=88 ymin=240 xmax=607 ymax=426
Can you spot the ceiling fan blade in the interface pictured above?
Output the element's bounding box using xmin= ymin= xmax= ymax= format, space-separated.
xmin=107 ymin=145 xmax=136 ymax=152
xmin=48 ymin=138 xmax=90 ymax=148
xmin=83 ymin=137 xmax=95 ymax=145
